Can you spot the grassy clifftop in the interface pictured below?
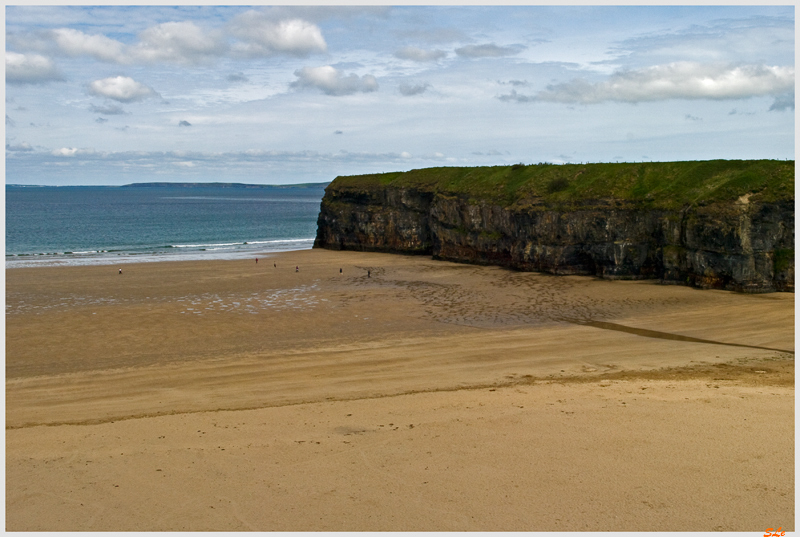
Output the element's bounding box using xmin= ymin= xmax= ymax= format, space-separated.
xmin=329 ymin=160 xmax=794 ymax=209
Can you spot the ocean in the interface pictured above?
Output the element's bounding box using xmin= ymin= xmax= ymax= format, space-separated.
xmin=6 ymin=184 xmax=327 ymax=268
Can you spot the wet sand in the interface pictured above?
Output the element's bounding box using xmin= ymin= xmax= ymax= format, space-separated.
xmin=6 ymin=249 xmax=795 ymax=531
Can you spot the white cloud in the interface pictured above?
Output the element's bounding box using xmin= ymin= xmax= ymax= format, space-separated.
xmin=9 ymin=16 xmax=325 ymax=66
xmin=394 ymin=46 xmax=446 ymax=62
xmin=51 ymin=28 xmax=125 ymax=62
xmin=229 ymin=12 xmax=327 ymax=57
xmin=88 ymin=76 xmax=159 ymax=103
xmin=455 ymin=43 xmax=523 ymax=59
xmin=291 ymin=66 xmax=378 ymax=96
xmin=130 ymin=21 xmax=227 ymax=64
xmin=535 ymin=62 xmax=794 ymax=104
xmin=52 ymin=147 xmax=79 ymax=156
xmin=6 ymin=52 xmax=63 ymax=84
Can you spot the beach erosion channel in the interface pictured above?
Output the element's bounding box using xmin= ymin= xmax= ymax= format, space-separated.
xmin=5 ymin=248 xmax=794 ymax=531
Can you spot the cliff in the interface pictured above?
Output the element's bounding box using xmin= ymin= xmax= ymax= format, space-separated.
xmin=314 ymin=160 xmax=794 ymax=293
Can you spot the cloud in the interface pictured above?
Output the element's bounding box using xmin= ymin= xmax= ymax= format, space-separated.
xmin=252 ymin=6 xmax=390 ymax=23
xmin=684 ymin=114 xmax=702 ymax=121
xmin=178 ymin=120 xmax=192 ymax=127
xmin=334 ymin=130 xmax=343 ymax=134
xmin=9 ymin=15 xmax=327 ymax=66
xmin=499 ymin=79 xmax=527 ymax=86
xmin=51 ymin=28 xmax=125 ymax=62
xmin=455 ymin=43 xmax=523 ymax=59
xmin=291 ymin=66 xmax=378 ymax=96
xmin=8 ymin=147 xmax=468 ymax=186
xmin=129 ymin=21 xmax=228 ymax=65
xmin=52 ymin=147 xmax=80 ymax=156
xmin=608 ymin=17 xmax=794 ymax=68
xmin=396 ymin=27 xmax=468 ymax=44
xmin=229 ymin=12 xmax=327 ymax=57
xmin=6 ymin=52 xmax=63 ymax=84
xmin=728 ymin=108 xmax=756 ymax=116
xmin=6 ymin=115 xmax=15 ymax=127
xmin=497 ymin=90 xmax=535 ymax=103
xmin=394 ymin=46 xmax=446 ymax=62
xmin=227 ymin=72 xmax=249 ymax=83
xmin=534 ymin=62 xmax=794 ymax=104
xmin=89 ymin=103 xmax=126 ymax=115
xmin=95 ymin=117 xmax=108 ymax=123
xmin=11 ymin=148 xmax=453 ymax=167
xmin=6 ymin=142 xmax=33 ymax=151
xmin=769 ymin=92 xmax=794 ymax=111
xmin=399 ymin=82 xmax=430 ymax=96
xmin=88 ymin=76 xmax=159 ymax=103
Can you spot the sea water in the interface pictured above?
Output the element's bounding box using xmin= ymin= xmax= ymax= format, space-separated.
xmin=6 ymin=184 xmax=327 ymax=268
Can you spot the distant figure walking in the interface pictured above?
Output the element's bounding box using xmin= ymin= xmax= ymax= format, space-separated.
xmin=256 ymin=258 xmax=258 ymax=264
xmin=119 ymin=268 xmax=122 ymax=275
xmin=296 ymin=266 xmax=299 ymax=272
xmin=339 ymin=268 xmax=342 ymax=274
xmin=274 ymin=262 xmax=276 ymax=268
xmin=367 ymin=270 xmax=371 ymax=278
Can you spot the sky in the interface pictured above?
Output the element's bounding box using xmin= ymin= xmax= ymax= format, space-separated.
xmin=4 ymin=4 xmax=795 ymax=185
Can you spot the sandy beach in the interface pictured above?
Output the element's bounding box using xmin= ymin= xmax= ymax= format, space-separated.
xmin=6 ymin=248 xmax=794 ymax=531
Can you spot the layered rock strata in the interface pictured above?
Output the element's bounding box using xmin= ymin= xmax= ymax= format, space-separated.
xmin=314 ymin=164 xmax=794 ymax=293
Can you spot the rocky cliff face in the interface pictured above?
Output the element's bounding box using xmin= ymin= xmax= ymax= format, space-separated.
xmin=314 ymin=172 xmax=794 ymax=293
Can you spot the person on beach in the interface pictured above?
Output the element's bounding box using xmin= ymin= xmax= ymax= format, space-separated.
xmin=340 ymin=268 xmax=342 ymax=274
xmin=274 ymin=263 xmax=276 ymax=268
xmin=368 ymin=270 xmax=370 ymax=278
xmin=296 ymin=266 xmax=299 ymax=272
xmin=119 ymin=268 xmax=122 ymax=275
xmin=256 ymin=258 xmax=258 ymax=264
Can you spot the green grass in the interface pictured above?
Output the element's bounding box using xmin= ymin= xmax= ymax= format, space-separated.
xmin=328 ymin=160 xmax=794 ymax=210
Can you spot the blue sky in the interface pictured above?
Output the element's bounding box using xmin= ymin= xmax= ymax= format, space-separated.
xmin=5 ymin=5 xmax=795 ymax=185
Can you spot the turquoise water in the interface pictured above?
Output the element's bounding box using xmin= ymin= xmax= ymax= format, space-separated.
xmin=6 ymin=185 xmax=326 ymax=267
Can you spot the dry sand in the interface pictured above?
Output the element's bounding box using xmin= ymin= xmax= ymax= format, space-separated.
xmin=6 ymin=248 xmax=795 ymax=531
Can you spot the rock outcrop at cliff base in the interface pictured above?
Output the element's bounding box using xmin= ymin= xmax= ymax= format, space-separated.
xmin=314 ymin=160 xmax=794 ymax=293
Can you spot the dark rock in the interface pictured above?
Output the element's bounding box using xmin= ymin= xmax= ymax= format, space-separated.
xmin=314 ymin=181 xmax=794 ymax=293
